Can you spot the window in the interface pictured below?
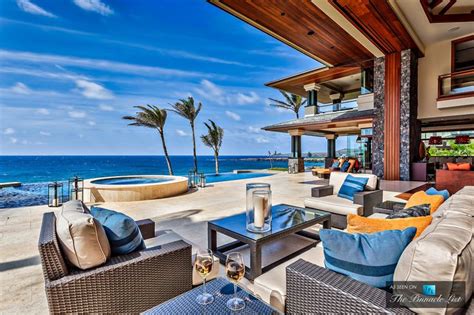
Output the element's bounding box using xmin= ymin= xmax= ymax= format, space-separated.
xmin=452 ymin=35 xmax=474 ymax=72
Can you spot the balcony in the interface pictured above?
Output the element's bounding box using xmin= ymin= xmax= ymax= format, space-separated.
xmin=437 ymin=69 xmax=474 ymax=109
xmin=305 ymin=100 xmax=358 ymax=116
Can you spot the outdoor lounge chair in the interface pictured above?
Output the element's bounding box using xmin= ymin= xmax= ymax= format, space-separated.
xmin=304 ymin=172 xmax=382 ymax=229
xmin=38 ymin=212 xmax=192 ymax=314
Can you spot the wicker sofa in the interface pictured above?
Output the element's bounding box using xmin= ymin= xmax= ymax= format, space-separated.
xmin=38 ymin=211 xmax=193 ymax=314
xmin=304 ymin=172 xmax=382 ymax=229
xmin=253 ymin=187 xmax=473 ymax=314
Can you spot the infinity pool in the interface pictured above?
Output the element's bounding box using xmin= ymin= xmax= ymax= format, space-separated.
xmin=206 ymin=172 xmax=273 ymax=183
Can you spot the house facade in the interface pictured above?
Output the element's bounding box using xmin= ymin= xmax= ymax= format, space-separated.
xmin=209 ymin=0 xmax=474 ymax=181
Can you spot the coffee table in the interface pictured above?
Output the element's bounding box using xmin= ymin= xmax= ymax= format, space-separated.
xmin=142 ymin=277 xmax=282 ymax=314
xmin=373 ymin=200 xmax=406 ymax=215
xmin=208 ymin=204 xmax=331 ymax=280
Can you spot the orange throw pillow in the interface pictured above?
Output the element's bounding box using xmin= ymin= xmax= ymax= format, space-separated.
xmin=347 ymin=214 xmax=432 ymax=238
xmin=446 ymin=162 xmax=471 ymax=171
xmin=404 ymin=191 xmax=444 ymax=214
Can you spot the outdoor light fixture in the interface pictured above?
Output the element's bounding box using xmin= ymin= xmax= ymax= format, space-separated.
xmin=188 ymin=170 xmax=198 ymax=188
xmin=455 ymin=135 xmax=470 ymax=144
xmin=199 ymin=173 xmax=206 ymax=188
xmin=48 ymin=182 xmax=64 ymax=207
xmin=68 ymin=175 xmax=84 ymax=201
xmin=428 ymin=136 xmax=442 ymax=145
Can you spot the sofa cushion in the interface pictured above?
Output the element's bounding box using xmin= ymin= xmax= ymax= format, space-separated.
xmin=329 ymin=172 xmax=378 ymax=194
xmin=394 ymin=213 xmax=473 ymax=314
xmin=347 ymin=213 xmax=432 ymax=238
xmin=337 ymin=175 xmax=369 ymax=201
xmin=304 ymin=195 xmax=362 ymax=216
xmin=431 ymin=194 xmax=473 ymax=218
xmin=56 ymin=201 xmax=111 ymax=270
xmin=253 ymin=244 xmax=325 ymax=312
xmin=404 ymin=191 xmax=444 ymax=214
xmin=320 ymin=228 xmax=416 ymax=288
xmin=447 ymin=162 xmax=471 ymax=171
xmin=91 ymin=207 xmax=145 ymax=255
xmin=340 ymin=160 xmax=350 ymax=172
xmin=425 ymin=187 xmax=450 ymax=201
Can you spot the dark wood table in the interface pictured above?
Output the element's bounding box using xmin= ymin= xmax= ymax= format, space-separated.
xmin=208 ymin=204 xmax=331 ymax=280
xmin=373 ymin=200 xmax=406 ymax=215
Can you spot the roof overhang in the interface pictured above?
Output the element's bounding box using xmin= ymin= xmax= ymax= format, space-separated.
xmin=263 ymin=109 xmax=374 ymax=135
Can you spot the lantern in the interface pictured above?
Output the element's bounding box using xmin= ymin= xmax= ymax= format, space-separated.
xmin=68 ymin=176 xmax=84 ymax=201
xmin=188 ymin=170 xmax=198 ymax=188
xmin=199 ymin=173 xmax=206 ymax=188
xmin=428 ymin=136 xmax=442 ymax=145
xmin=48 ymin=182 xmax=64 ymax=207
xmin=455 ymin=135 xmax=470 ymax=144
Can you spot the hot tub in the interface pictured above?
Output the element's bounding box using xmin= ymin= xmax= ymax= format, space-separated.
xmin=84 ymin=175 xmax=188 ymax=202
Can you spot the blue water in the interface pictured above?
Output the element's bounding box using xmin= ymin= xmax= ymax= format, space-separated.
xmin=0 ymin=155 xmax=323 ymax=208
xmin=205 ymin=172 xmax=272 ymax=183
xmin=91 ymin=177 xmax=173 ymax=185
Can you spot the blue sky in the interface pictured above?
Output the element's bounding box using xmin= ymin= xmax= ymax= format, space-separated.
xmin=0 ymin=0 xmax=327 ymax=155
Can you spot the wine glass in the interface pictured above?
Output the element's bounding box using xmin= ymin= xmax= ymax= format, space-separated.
xmin=225 ymin=252 xmax=246 ymax=311
xmin=195 ymin=249 xmax=214 ymax=305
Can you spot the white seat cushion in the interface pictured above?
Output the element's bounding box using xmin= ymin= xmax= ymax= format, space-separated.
xmin=253 ymin=244 xmax=325 ymax=312
xmin=304 ymin=195 xmax=362 ymax=216
xmin=329 ymin=172 xmax=378 ymax=194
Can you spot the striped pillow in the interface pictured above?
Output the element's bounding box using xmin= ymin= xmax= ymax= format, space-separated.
xmin=91 ymin=207 xmax=145 ymax=255
xmin=320 ymin=228 xmax=416 ymax=288
xmin=337 ymin=174 xmax=368 ymax=201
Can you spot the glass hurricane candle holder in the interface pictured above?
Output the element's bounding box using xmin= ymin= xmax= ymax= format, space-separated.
xmin=246 ymin=183 xmax=272 ymax=233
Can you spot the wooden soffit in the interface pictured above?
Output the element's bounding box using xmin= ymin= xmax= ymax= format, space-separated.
xmin=209 ymin=0 xmax=374 ymax=66
xmin=265 ymin=65 xmax=361 ymax=96
xmin=420 ymin=0 xmax=474 ymax=23
xmin=329 ymin=0 xmax=423 ymax=57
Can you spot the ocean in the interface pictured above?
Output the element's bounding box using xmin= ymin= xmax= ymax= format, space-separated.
xmin=0 ymin=155 xmax=323 ymax=208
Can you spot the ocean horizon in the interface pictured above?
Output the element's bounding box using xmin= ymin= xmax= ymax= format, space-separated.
xmin=0 ymin=155 xmax=323 ymax=208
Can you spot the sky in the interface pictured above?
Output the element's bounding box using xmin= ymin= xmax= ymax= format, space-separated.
xmin=0 ymin=0 xmax=328 ymax=156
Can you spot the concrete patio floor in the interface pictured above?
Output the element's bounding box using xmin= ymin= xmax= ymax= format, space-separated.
xmin=0 ymin=171 xmax=425 ymax=314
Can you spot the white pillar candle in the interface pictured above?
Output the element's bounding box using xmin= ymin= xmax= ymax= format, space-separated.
xmin=254 ymin=195 xmax=266 ymax=228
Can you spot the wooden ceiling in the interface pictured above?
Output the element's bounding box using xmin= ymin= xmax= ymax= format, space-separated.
xmin=265 ymin=66 xmax=361 ymax=96
xmin=420 ymin=0 xmax=474 ymax=23
xmin=329 ymin=0 xmax=423 ymax=56
xmin=210 ymin=0 xmax=374 ymax=66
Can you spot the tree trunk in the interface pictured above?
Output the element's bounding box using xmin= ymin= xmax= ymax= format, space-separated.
xmin=296 ymin=111 xmax=299 ymax=119
xmin=214 ymin=152 xmax=219 ymax=174
xmin=159 ymin=130 xmax=173 ymax=175
xmin=191 ymin=122 xmax=198 ymax=173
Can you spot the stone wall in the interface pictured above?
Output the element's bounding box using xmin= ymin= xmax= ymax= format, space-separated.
xmin=372 ymin=56 xmax=385 ymax=178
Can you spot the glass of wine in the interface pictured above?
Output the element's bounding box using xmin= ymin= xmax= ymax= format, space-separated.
xmin=195 ymin=249 xmax=214 ymax=305
xmin=225 ymin=252 xmax=246 ymax=311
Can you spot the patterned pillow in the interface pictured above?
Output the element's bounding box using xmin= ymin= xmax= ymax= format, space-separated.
xmin=340 ymin=160 xmax=350 ymax=172
xmin=91 ymin=207 xmax=145 ymax=255
xmin=331 ymin=160 xmax=340 ymax=168
xmin=387 ymin=204 xmax=430 ymax=219
xmin=320 ymin=228 xmax=416 ymax=288
xmin=337 ymin=174 xmax=368 ymax=201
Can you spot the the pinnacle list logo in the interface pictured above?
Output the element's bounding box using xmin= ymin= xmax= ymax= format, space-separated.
xmin=422 ymin=284 xmax=436 ymax=296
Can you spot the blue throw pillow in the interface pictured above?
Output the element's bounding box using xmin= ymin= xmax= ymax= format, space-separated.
xmin=331 ymin=160 xmax=340 ymax=168
xmin=91 ymin=207 xmax=145 ymax=255
xmin=425 ymin=187 xmax=449 ymax=201
xmin=337 ymin=175 xmax=368 ymax=201
xmin=320 ymin=228 xmax=416 ymax=288
xmin=340 ymin=160 xmax=350 ymax=172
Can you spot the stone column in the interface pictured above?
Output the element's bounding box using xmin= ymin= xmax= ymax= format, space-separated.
xmin=372 ymin=56 xmax=385 ymax=178
xmin=324 ymin=134 xmax=337 ymax=168
xmin=400 ymin=49 xmax=421 ymax=181
xmin=288 ymin=129 xmax=305 ymax=173
xmin=303 ymin=83 xmax=321 ymax=116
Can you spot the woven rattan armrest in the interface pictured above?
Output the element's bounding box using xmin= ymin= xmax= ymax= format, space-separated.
xmin=286 ymin=259 xmax=414 ymax=314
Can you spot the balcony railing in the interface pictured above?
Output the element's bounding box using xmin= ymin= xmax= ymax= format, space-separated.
xmin=316 ymin=100 xmax=358 ymax=114
xmin=438 ymin=69 xmax=474 ymax=100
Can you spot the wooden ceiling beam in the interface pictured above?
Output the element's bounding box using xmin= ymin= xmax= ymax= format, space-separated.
xmin=420 ymin=0 xmax=474 ymax=23
xmin=438 ymin=0 xmax=456 ymax=16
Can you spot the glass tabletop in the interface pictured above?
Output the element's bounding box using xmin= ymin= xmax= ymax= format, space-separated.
xmin=209 ymin=204 xmax=329 ymax=241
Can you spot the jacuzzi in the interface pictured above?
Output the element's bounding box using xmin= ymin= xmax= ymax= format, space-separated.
xmin=84 ymin=175 xmax=188 ymax=202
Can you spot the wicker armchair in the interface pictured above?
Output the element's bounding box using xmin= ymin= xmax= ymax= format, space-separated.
xmin=38 ymin=212 xmax=192 ymax=314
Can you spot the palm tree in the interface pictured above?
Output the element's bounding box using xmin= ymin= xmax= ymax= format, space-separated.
xmin=123 ymin=105 xmax=173 ymax=175
xmin=170 ymin=97 xmax=202 ymax=172
xmin=201 ymin=120 xmax=224 ymax=174
xmin=268 ymin=90 xmax=307 ymax=119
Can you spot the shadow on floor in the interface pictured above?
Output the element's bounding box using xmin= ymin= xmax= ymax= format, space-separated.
xmin=0 ymin=255 xmax=40 ymax=272
xmin=298 ymin=179 xmax=328 ymax=185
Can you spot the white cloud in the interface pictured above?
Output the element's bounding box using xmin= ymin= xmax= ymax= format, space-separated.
xmin=88 ymin=121 xmax=96 ymax=126
xmin=4 ymin=128 xmax=15 ymax=135
xmin=0 ymin=17 xmax=94 ymax=36
xmin=176 ymin=129 xmax=189 ymax=136
xmin=10 ymin=82 xmax=31 ymax=94
xmin=255 ymin=136 xmax=270 ymax=144
xmin=225 ymin=110 xmax=241 ymax=121
xmin=68 ymin=110 xmax=86 ymax=118
xmin=16 ymin=0 xmax=56 ymax=18
xmin=73 ymin=0 xmax=113 ymax=16
xmin=10 ymin=137 xmax=18 ymax=144
xmin=78 ymin=134 xmax=84 ymax=138
xmin=36 ymin=108 xmax=50 ymax=115
xmin=75 ymin=79 xmax=114 ymax=100
xmin=21 ymin=139 xmax=29 ymax=145
xmin=0 ymin=49 xmax=209 ymax=78
xmin=39 ymin=131 xmax=51 ymax=136
xmin=98 ymin=103 xmax=114 ymax=111
xmin=236 ymin=92 xmax=260 ymax=105
xmin=248 ymin=126 xmax=261 ymax=134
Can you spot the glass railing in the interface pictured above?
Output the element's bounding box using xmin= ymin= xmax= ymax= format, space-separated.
xmin=316 ymin=100 xmax=358 ymax=114
xmin=438 ymin=69 xmax=474 ymax=99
